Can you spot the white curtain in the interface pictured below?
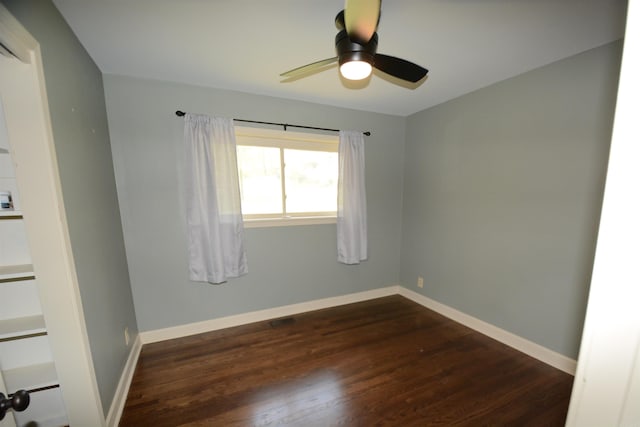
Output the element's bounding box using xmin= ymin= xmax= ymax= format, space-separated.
xmin=183 ymin=113 xmax=247 ymax=283
xmin=337 ymin=130 xmax=368 ymax=264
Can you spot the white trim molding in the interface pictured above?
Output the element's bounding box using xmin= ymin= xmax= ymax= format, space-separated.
xmin=106 ymin=335 xmax=142 ymax=427
xmin=140 ymin=286 xmax=399 ymax=344
xmin=0 ymin=3 xmax=34 ymax=63
xmin=397 ymin=287 xmax=577 ymax=375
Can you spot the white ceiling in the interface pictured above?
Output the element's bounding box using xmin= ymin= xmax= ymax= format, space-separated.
xmin=51 ymin=0 xmax=627 ymax=117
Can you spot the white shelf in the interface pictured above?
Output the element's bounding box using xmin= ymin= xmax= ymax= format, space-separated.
xmin=3 ymin=361 xmax=58 ymax=391
xmin=14 ymin=387 xmax=68 ymax=427
xmin=0 ymin=264 xmax=34 ymax=281
xmin=0 ymin=210 xmax=22 ymax=218
xmin=19 ymin=414 xmax=69 ymax=427
xmin=0 ymin=315 xmax=46 ymax=340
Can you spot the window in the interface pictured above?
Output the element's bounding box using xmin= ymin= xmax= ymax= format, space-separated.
xmin=235 ymin=126 xmax=338 ymax=227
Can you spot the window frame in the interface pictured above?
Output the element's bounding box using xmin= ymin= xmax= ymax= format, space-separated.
xmin=235 ymin=126 xmax=339 ymax=228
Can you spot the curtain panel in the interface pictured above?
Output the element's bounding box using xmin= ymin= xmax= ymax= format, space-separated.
xmin=183 ymin=114 xmax=248 ymax=283
xmin=337 ymin=130 xmax=368 ymax=264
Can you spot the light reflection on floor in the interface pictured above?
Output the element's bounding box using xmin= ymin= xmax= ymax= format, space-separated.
xmin=250 ymin=369 xmax=345 ymax=425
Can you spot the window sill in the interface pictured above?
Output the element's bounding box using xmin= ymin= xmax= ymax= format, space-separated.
xmin=243 ymin=216 xmax=336 ymax=228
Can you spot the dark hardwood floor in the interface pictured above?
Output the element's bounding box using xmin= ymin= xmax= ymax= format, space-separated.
xmin=119 ymin=295 xmax=573 ymax=426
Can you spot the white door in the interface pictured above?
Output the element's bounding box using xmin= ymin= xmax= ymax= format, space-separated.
xmin=564 ymin=2 xmax=640 ymax=426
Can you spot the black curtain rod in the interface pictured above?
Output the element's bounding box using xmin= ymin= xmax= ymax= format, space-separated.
xmin=175 ymin=110 xmax=371 ymax=136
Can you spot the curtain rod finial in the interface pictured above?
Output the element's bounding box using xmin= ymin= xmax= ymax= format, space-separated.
xmin=176 ymin=110 xmax=186 ymax=117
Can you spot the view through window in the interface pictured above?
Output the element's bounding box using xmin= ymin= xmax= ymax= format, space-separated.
xmin=235 ymin=126 xmax=338 ymax=226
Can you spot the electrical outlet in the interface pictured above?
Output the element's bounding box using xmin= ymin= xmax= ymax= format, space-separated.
xmin=417 ymin=276 xmax=424 ymax=288
xmin=124 ymin=327 xmax=130 ymax=346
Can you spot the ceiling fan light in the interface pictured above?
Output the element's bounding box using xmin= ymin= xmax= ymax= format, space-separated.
xmin=340 ymin=60 xmax=372 ymax=80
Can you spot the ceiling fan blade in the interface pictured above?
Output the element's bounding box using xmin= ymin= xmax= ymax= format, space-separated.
xmin=373 ymin=53 xmax=428 ymax=83
xmin=280 ymin=57 xmax=338 ymax=78
xmin=344 ymin=0 xmax=381 ymax=43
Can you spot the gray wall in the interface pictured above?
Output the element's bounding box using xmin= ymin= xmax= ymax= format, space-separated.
xmin=400 ymin=42 xmax=622 ymax=358
xmin=0 ymin=0 xmax=623 ymax=416
xmin=103 ymin=74 xmax=405 ymax=332
xmin=2 ymin=0 xmax=138 ymax=414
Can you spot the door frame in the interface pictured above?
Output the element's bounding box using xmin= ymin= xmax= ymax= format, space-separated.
xmin=0 ymin=5 xmax=105 ymax=426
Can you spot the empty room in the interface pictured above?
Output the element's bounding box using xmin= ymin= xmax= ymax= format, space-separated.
xmin=0 ymin=0 xmax=638 ymax=426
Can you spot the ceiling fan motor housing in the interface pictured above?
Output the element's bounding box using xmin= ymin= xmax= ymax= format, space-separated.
xmin=280 ymin=7 xmax=427 ymax=84
xmin=335 ymin=30 xmax=378 ymax=67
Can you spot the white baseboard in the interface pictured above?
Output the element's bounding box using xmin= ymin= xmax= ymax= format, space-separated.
xmin=140 ymin=286 xmax=399 ymax=344
xmin=397 ymin=287 xmax=577 ymax=375
xmin=109 ymin=284 xmax=574 ymax=426
xmin=106 ymin=334 xmax=142 ymax=427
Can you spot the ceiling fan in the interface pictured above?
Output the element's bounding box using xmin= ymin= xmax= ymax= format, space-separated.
xmin=280 ymin=0 xmax=428 ymax=84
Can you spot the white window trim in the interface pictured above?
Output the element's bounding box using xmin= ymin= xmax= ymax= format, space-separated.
xmin=243 ymin=216 xmax=336 ymax=228
xmin=235 ymin=126 xmax=338 ymax=228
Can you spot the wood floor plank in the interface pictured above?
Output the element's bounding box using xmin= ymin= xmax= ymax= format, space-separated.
xmin=119 ymin=295 xmax=573 ymax=426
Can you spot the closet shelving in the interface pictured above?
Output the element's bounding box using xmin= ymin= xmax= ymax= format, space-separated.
xmin=0 ymin=257 xmax=35 ymax=284
xmin=1 ymin=146 xmax=67 ymax=425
